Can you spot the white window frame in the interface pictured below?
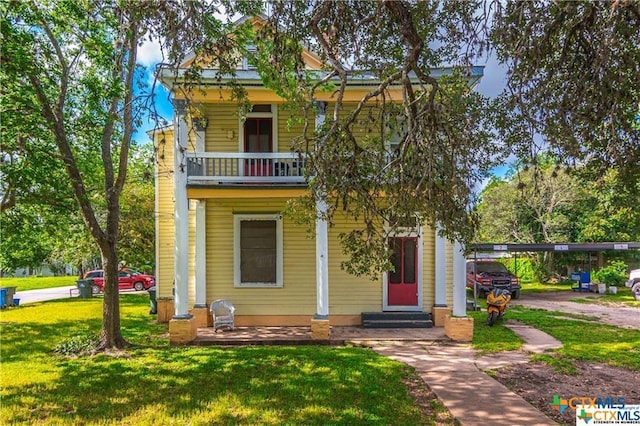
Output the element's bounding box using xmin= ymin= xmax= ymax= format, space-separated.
xmin=234 ymin=213 xmax=283 ymax=288
xmin=239 ymin=104 xmax=279 ymax=153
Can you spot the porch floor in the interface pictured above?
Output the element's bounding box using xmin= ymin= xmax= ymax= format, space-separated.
xmin=193 ymin=326 xmax=448 ymax=346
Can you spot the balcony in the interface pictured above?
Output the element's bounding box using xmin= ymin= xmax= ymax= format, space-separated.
xmin=186 ymin=152 xmax=308 ymax=186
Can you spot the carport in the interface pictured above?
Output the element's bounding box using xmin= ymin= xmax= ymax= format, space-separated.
xmin=467 ymin=242 xmax=640 ymax=303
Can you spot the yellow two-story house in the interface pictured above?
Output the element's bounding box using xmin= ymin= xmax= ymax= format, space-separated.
xmin=153 ymin=16 xmax=480 ymax=344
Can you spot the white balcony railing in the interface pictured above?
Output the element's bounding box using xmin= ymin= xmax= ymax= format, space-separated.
xmin=186 ymin=152 xmax=308 ymax=185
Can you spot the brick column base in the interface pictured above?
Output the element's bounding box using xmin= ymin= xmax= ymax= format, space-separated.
xmin=190 ymin=307 xmax=210 ymax=329
xmin=310 ymin=318 xmax=330 ymax=340
xmin=444 ymin=314 xmax=474 ymax=341
xmin=431 ymin=306 xmax=452 ymax=327
xmin=169 ymin=317 xmax=197 ymax=344
xmin=157 ymin=298 xmax=174 ymax=324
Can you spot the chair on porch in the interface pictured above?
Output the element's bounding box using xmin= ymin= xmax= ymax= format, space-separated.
xmin=210 ymin=299 xmax=235 ymax=332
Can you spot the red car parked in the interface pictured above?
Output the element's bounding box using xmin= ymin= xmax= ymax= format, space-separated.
xmin=84 ymin=269 xmax=155 ymax=294
xmin=466 ymin=260 xmax=521 ymax=299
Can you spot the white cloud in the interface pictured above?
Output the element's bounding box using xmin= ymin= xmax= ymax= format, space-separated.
xmin=137 ymin=36 xmax=164 ymax=67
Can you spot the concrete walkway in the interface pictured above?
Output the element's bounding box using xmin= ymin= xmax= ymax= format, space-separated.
xmin=370 ymin=323 xmax=562 ymax=426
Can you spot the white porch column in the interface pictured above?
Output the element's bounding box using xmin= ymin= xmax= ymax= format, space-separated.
xmin=314 ymin=101 xmax=329 ymax=321
xmin=452 ymin=241 xmax=467 ymax=317
xmin=193 ymin=118 xmax=207 ymax=309
xmin=173 ymin=99 xmax=191 ymax=320
xmin=431 ymin=227 xmax=451 ymax=326
xmin=315 ymin=198 xmax=329 ymax=318
xmin=434 ymin=228 xmax=447 ymax=307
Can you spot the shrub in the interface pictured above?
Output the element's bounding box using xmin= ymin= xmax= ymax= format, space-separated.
xmin=592 ymin=260 xmax=628 ymax=287
xmin=54 ymin=333 xmax=100 ymax=356
xmin=497 ymin=257 xmax=537 ymax=283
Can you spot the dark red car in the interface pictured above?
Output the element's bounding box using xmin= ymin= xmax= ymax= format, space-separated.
xmin=84 ymin=269 xmax=155 ymax=294
xmin=466 ymin=260 xmax=520 ymax=299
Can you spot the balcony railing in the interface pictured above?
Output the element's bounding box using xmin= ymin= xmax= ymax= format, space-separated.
xmin=186 ymin=152 xmax=308 ymax=185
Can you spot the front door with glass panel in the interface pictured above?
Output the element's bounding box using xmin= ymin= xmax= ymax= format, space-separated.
xmin=387 ymin=236 xmax=419 ymax=306
xmin=244 ymin=117 xmax=272 ymax=176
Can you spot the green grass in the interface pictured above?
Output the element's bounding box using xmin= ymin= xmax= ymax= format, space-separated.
xmin=508 ymin=306 xmax=640 ymax=370
xmin=530 ymin=354 xmax=579 ymax=375
xmin=0 ymin=276 xmax=77 ymax=291
xmin=520 ymin=280 xmax=575 ymax=293
xmin=469 ymin=309 xmax=523 ymax=354
xmin=470 ymin=301 xmax=640 ymax=371
xmin=0 ymin=295 xmax=432 ymax=425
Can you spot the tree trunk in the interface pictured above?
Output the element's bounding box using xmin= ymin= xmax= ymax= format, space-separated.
xmin=98 ymin=241 xmax=129 ymax=349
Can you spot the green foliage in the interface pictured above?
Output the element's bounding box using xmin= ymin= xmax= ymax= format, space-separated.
xmin=575 ymin=169 xmax=640 ymax=243
xmin=476 ymin=160 xmax=581 ymax=245
xmin=497 ymin=257 xmax=537 ymax=283
xmin=491 ymin=1 xmax=640 ymax=189
xmin=54 ymin=333 xmax=100 ymax=357
xmin=592 ymin=260 xmax=628 ymax=287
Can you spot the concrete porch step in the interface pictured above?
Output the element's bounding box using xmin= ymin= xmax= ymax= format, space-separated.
xmin=362 ymin=319 xmax=434 ymax=328
xmin=361 ymin=311 xmax=433 ymax=328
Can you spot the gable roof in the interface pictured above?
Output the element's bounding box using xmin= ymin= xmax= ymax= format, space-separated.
xmin=177 ymin=14 xmax=322 ymax=70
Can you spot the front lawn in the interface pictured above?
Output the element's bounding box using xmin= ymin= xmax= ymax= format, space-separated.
xmin=0 ymin=295 xmax=432 ymax=425
xmin=0 ymin=276 xmax=77 ymax=291
xmin=470 ymin=305 xmax=640 ymax=371
xmin=520 ymin=280 xmax=574 ymax=293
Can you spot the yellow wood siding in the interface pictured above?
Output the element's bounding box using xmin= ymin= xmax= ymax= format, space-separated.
xmin=204 ymin=104 xmax=240 ymax=152
xmin=421 ymin=227 xmax=435 ymax=307
xmin=206 ymin=198 xmax=316 ymax=315
xmin=202 ymin=199 xmax=442 ymax=316
xmin=158 ymin=183 xmax=442 ymax=316
xmin=277 ymin=109 xmax=307 ymax=152
xmin=327 ymin=214 xmax=384 ymax=314
xmin=154 ymin=130 xmax=175 ymax=299
xmin=446 ymin=240 xmax=454 ymax=306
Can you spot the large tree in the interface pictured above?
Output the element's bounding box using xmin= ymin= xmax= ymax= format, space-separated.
xmin=247 ymin=0 xmax=504 ymax=277
xmin=241 ymin=0 xmax=639 ymax=277
xmin=1 ymin=0 xmax=259 ymax=349
xmin=490 ymin=1 xmax=640 ymax=186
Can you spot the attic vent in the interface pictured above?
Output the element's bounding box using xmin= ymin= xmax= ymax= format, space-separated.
xmin=243 ymin=45 xmax=257 ymax=70
xmin=251 ymin=104 xmax=271 ymax=113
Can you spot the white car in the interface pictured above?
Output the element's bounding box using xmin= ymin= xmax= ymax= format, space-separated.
xmin=626 ymin=269 xmax=640 ymax=296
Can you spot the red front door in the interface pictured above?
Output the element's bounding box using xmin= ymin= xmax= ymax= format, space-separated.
xmin=387 ymin=236 xmax=418 ymax=306
xmin=244 ymin=117 xmax=273 ymax=176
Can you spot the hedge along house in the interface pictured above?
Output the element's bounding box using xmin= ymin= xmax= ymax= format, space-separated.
xmin=152 ymin=16 xmax=481 ymax=344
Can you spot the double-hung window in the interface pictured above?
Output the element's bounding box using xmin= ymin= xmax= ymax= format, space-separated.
xmin=234 ymin=214 xmax=283 ymax=287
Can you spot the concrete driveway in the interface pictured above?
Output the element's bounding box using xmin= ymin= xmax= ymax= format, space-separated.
xmin=14 ymin=286 xmax=78 ymax=304
xmin=511 ymin=291 xmax=640 ymax=330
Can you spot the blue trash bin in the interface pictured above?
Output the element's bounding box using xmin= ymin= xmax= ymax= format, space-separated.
xmin=0 ymin=288 xmax=6 ymax=308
